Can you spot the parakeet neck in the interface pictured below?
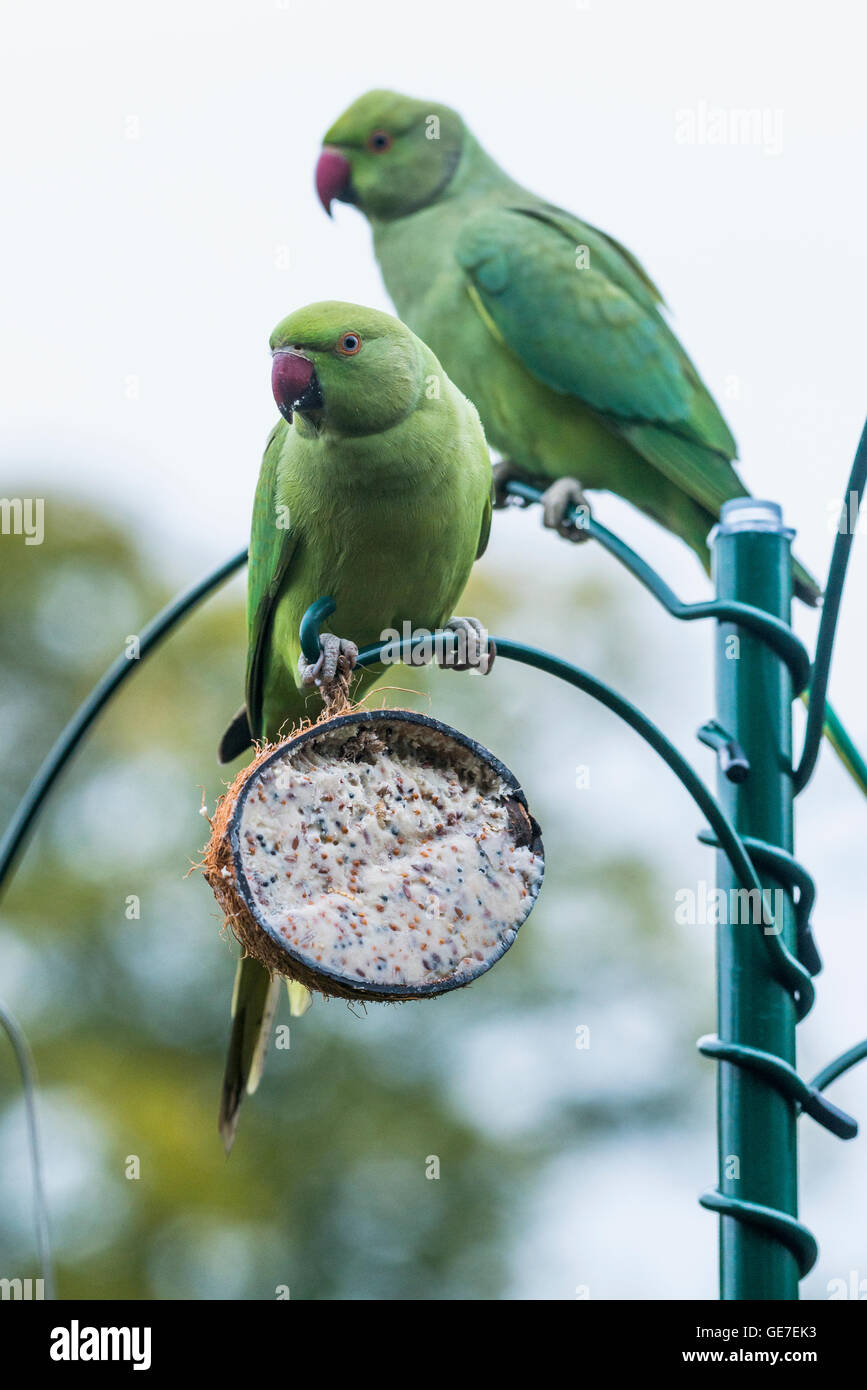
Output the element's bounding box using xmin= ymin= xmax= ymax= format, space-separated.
xmin=283 ymin=405 xmax=457 ymax=502
xmin=369 ymin=133 xmax=523 ymax=312
xmin=369 ymin=131 xmax=523 ymax=239
xmin=440 ymin=130 xmax=526 ymax=205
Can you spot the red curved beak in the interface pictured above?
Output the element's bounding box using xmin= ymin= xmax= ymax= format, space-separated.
xmin=315 ymin=147 xmax=352 ymax=215
xmin=271 ymin=350 xmax=319 ymax=421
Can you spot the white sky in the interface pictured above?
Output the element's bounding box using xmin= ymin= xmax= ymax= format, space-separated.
xmin=2 ymin=0 xmax=866 ymax=1299
xmin=2 ymin=0 xmax=865 ymax=706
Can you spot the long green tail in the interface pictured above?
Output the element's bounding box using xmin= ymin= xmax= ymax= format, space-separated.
xmin=802 ymin=694 xmax=867 ymax=798
xmin=823 ymin=699 xmax=867 ymax=797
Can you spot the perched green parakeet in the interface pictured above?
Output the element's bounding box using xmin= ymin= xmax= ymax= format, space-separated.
xmin=216 ymin=300 xmax=493 ymax=1149
xmin=315 ymin=90 xmax=820 ymax=606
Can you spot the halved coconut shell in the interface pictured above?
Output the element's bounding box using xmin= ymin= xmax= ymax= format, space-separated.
xmin=204 ymin=709 xmax=544 ymax=1003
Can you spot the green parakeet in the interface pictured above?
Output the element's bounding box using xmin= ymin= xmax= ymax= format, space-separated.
xmin=315 ymin=90 xmax=820 ymax=606
xmin=216 ymin=300 xmax=493 ymax=1149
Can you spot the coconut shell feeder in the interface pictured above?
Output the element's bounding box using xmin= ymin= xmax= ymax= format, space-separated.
xmin=204 ymin=709 xmax=545 ymax=1004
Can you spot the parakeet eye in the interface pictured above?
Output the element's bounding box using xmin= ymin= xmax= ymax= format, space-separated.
xmin=337 ymin=332 xmax=362 ymax=355
xmin=367 ymin=130 xmax=392 ymax=153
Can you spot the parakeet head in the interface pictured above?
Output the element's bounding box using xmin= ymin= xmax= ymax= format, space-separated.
xmin=316 ymin=90 xmax=464 ymax=221
xmin=269 ymin=301 xmax=430 ymax=435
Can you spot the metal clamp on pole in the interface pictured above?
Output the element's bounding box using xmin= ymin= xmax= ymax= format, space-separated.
xmin=698 ymin=720 xmax=750 ymax=784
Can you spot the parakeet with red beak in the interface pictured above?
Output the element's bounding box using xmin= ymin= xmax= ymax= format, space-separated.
xmin=315 ymin=91 xmax=820 ymax=605
xmin=216 ymin=300 xmax=493 ymax=1150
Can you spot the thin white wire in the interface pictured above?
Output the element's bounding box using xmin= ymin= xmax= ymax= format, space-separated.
xmin=0 ymin=998 xmax=55 ymax=1298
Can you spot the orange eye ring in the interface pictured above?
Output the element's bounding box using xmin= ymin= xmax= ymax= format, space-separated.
xmin=337 ymin=332 xmax=362 ymax=355
xmin=367 ymin=129 xmax=392 ymax=153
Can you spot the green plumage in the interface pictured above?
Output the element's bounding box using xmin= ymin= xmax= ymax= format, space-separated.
xmin=320 ymin=91 xmax=819 ymax=605
xmin=218 ymin=300 xmax=492 ymax=1148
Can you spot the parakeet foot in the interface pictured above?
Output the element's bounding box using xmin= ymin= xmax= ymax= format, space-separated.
xmin=298 ymin=634 xmax=358 ymax=689
xmin=492 ymin=459 xmax=540 ymax=510
xmin=541 ymin=477 xmax=592 ymax=542
xmin=441 ymin=616 xmax=495 ymax=674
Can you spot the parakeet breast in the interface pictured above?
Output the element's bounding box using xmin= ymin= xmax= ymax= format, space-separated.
xmin=260 ymin=402 xmax=489 ymax=739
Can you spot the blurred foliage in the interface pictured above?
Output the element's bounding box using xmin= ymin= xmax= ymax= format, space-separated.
xmin=0 ymin=494 xmax=712 ymax=1299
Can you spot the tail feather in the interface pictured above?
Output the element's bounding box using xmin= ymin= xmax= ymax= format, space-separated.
xmin=793 ymin=560 xmax=822 ymax=609
xmin=218 ymin=705 xmax=253 ymax=764
xmin=287 ymin=980 xmax=312 ymax=1017
xmin=810 ymin=696 xmax=867 ymax=798
xmin=218 ymin=956 xmax=281 ymax=1154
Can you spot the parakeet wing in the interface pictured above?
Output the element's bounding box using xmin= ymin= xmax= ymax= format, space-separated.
xmin=456 ymin=206 xmax=747 ymax=518
xmin=218 ymin=424 xmax=313 ymax=1141
xmin=476 ymin=486 xmax=493 ymax=559
xmin=245 ymin=420 xmax=300 ymax=740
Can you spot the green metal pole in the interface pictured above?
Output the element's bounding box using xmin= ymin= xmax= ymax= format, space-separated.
xmin=712 ymin=498 xmax=800 ymax=1300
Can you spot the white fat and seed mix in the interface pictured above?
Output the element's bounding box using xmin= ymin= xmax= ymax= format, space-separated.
xmin=236 ymin=727 xmax=543 ymax=991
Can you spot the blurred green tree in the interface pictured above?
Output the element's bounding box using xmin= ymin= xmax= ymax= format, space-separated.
xmin=0 ymin=494 xmax=709 ymax=1299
